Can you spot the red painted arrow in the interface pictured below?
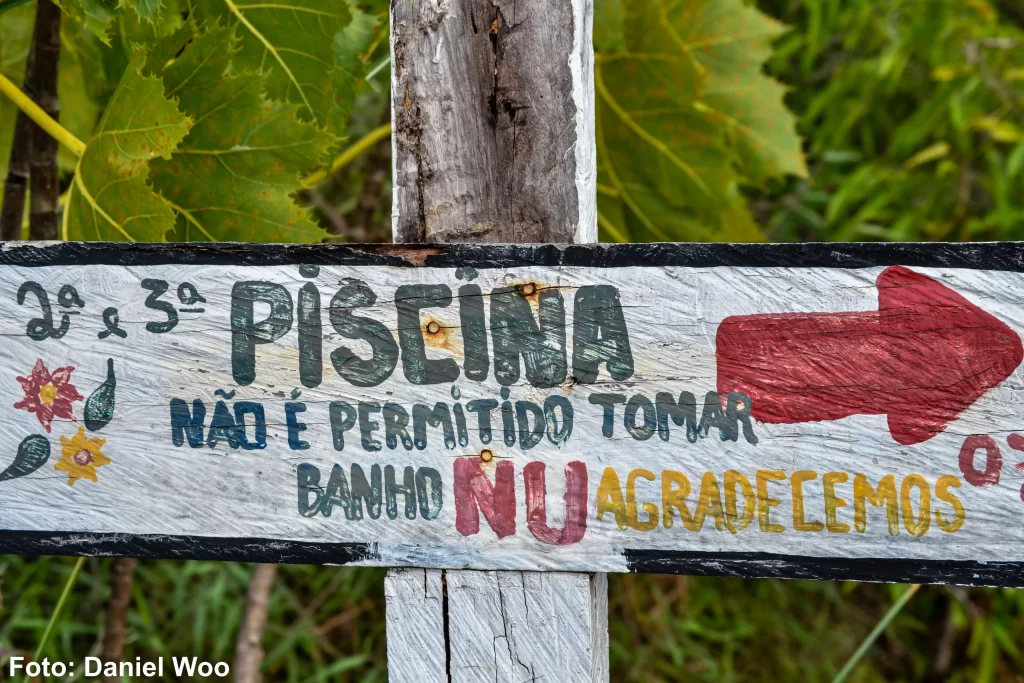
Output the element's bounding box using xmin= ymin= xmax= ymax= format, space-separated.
xmin=716 ymin=266 xmax=1023 ymax=445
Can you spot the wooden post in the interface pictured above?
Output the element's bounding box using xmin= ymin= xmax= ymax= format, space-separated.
xmin=386 ymin=1 xmax=607 ymax=681
xmin=390 ymin=0 xmax=595 ymax=245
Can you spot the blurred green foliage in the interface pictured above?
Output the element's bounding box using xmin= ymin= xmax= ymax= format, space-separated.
xmin=756 ymin=0 xmax=1024 ymax=242
xmin=3 ymin=556 xmax=1023 ymax=682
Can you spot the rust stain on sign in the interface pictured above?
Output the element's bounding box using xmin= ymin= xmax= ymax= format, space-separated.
xmin=0 ymin=242 xmax=1022 ymax=587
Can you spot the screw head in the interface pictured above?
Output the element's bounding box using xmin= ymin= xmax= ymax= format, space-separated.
xmin=480 ymin=449 xmax=494 ymax=463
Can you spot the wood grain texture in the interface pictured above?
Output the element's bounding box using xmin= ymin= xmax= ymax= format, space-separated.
xmin=447 ymin=571 xmax=607 ymax=683
xmin=385 ymin=568 xmax=448 ymax=683
xmin=390 ymin=0 xmax=595 ymax=243
xmin=389 ymin=2 xmax=604 ymax=679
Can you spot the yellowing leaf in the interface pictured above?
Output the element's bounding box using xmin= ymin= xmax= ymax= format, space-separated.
xmin=63 ymin=51 xmax=191 ymax=241
xmin=148 ymin=25 xmax=331 ymax=242
xmin=190 ymin=0 xmax=352 ymax=131
xmin=595 ymin=0 xmax=804 ymax=242
xmin=682 ymin=0 xmax=807 ymax=181
xmin=971 ymin=116 xmax=1024 ymax=143
xmin=904 ymin=141 xmax=950 ymax=169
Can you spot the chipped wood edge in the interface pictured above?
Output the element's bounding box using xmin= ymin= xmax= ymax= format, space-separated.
xmin=385 ymin=568 xmax=449 ymax=683
xmin=446 ymin=571 xmax=608 ymax=683
xmin=570 ymin=0 xmax=597 ymax=244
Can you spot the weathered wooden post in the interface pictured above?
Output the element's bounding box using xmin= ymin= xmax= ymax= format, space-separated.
xmin=385 ymin=1 xmax=607 ymax=681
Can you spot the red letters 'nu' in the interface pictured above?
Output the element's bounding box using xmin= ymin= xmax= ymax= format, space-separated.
xmin=454 ymin=458 xmax=517 ymax=538
xmin=523 ymin=461 xmax=588 ymax=546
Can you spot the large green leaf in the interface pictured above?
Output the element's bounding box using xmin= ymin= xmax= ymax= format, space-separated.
xmin=62 ymin=50 xmax=191 ymax=241
xmin=595 ymin=0 xmax=805 ymax=243
xmin=686 ymin=0 xmax=807 ymax=182
xmin=60 ymin=0 xmax=118 ymax=45
xmin=0 ymin=4 xmax=102 ymax=181
xmin=149 ymin=25 xmax=331 ymax=242
xmin=189 ymin=0 xmax=353 ymax=132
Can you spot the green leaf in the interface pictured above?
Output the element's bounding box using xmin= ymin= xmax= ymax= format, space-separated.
xmin=0 ymin=4 xmax=102 ymax=179
xmin=684 ymin=0 xmax=807 ymax=181
xmin=120 ymin=0 xmax=185 ymax=45
xmin=335 ymin=2 xmax=383 ymax=77
xmin=190 ymin=0 xmax=353 ymax=132
xmin=122 ymin=0 xmax=163 ymax=24
xmin=596 ymin=0 xmax=740 ymax=241
xmin=594 ymin=0 xmax=626 ymax=52
xmin=595 ymin=0 xmax=805 ymax=242
xmin=61 ymin=0 xmax=118 ymax=45
xmin=149 ymin=25 xmax=332 ymax=242
xmin=63 ymin=50 xmax=191 ymax=241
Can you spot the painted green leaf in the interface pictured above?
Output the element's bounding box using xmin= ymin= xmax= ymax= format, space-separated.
xmin=0 ymin=4 xmax=102 ymax=182
xmin=189 ymin=0 xmax=353 ymax=132
xmin=63 ymin=50 xmax=191 ymax=241
xmin=595 ymin=0 xmax=805 ymax=242
xmin=149 ymin=25 xmax=332 ymax=242
xmin=84 ymin=358 xmax=116 ymax=431
xmin=0 ymin=435 xmax=51 ymax=483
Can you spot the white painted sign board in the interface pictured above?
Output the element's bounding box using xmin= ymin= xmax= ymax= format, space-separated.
xmin=1 ymin=241 xmax=1023 ymax=586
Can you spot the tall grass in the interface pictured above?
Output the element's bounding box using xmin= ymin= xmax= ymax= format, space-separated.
xmin=2 ymin=556 xmax=1021 ymax=681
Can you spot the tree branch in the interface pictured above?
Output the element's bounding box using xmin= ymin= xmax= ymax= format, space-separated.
xmin=353 ymin=132 xmax=392 ymax=242
xmin=233 ymin=563 xmax=278 ymax=683
xmin=28 ymin=0 xmax=61 ymax=240
xmin=0 ymin=31 xmax=35 ymax=241
xmin=102 ymin=557 xmax=137 ymax=683
xmin=300 ymin=123 xmax=392 ymax=188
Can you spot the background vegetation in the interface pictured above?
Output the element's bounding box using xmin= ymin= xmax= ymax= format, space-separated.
xmin=1 ymin=0 xmax=1023 ymax=681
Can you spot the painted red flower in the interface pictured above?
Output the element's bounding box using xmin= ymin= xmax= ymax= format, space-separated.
xmin=14 ymin=359 xmax=83 ymax=433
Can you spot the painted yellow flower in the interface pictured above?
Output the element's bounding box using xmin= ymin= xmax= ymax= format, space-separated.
xmin=55 ymin=427 xmax=110 ymax=486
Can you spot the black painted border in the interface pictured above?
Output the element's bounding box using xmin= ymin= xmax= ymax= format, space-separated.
xmin=2 ymin=531 xmax=1021 ymax=586
xmin=4 ymin=240 xmax=1024 ymax=584
xmin=4 ymin=240 xmax=1024 ymax=270
xmin=624 ymin=549 xmax=1024 ymax=587
xmin=0 ymin=531 xmax=378 ymax=565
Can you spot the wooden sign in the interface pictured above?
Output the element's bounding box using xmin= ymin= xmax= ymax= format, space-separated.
xmin=2 ymin=241 xmax=1023 ymax=587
